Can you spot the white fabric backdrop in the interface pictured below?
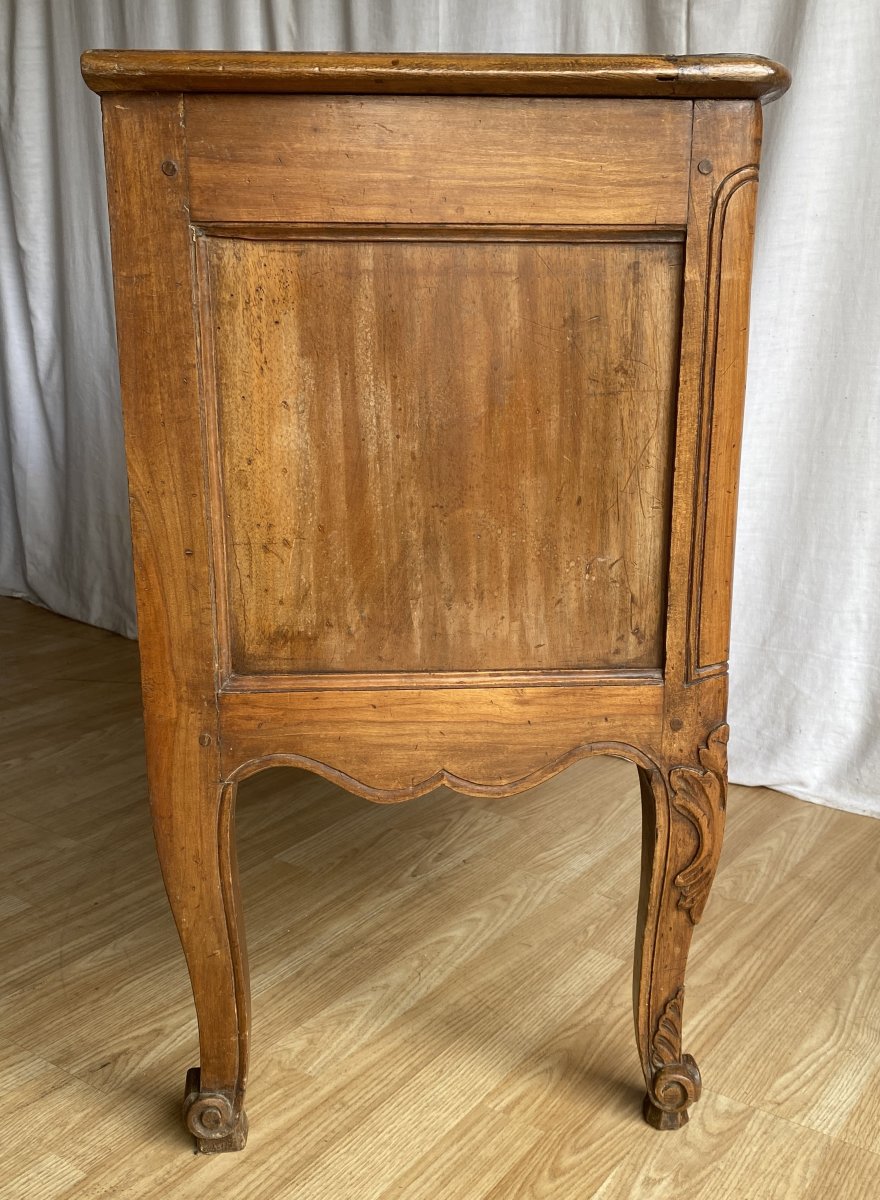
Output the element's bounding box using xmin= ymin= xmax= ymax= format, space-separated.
xmin=2 ymin=1 xmax=878 ymax=816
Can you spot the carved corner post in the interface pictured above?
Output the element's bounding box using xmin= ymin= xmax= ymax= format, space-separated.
xmin=632 ymin=97 xmax=762 ymax=1129
xmin=99 ymin=94 xmax=250 ymax=1152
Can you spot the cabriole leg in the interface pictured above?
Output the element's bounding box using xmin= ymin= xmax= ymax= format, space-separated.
xmin=633 ymin=726 xmax=728 ymax=1129
xmin=150 ymin=753 xmax=250 ymax=1153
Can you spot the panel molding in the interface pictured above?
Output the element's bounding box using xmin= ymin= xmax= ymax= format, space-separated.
xmin=222 ymin=667 xmax=663 ymax=692
xmin=204 ymin=236 xmax=682 ymax=676
xmin=195 ymin=237 xmax=234 ymax=682
xmin=686 ymin=165 xmax=759 ymax=680
xmin=195 ymin=222 xmax=686 ymax=244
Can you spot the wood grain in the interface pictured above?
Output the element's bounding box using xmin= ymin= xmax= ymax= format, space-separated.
xmin=206 ymin=237 xmax=681 ymax=675
xmin=219 ymin=682 xmax=664 ymax=797
xmin=186 ymin=95 xmax=692 ymax=226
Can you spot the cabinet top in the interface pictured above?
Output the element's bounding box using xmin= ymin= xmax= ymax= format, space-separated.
xmin=81 ymin=51 xmax=789 ymax=103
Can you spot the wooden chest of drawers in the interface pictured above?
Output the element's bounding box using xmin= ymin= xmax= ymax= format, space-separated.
xmin=82 ymin=50 xmax=789 ymax=1152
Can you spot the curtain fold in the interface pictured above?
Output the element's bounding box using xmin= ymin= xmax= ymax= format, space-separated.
xmin=1 ymin=1 xmax=877 ymax=814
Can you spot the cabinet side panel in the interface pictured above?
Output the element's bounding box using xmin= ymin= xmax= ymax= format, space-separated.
xmin=205 ymin=236 xmax=682 ymax=675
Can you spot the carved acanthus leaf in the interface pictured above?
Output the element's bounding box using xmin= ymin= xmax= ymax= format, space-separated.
xmin=669 ymin=724 xmax=729 ymax=924
xmin=650 ymin=986 xmax=684 ymax=1070
xmin=646 ymin=987 xmax=702 ymax=1118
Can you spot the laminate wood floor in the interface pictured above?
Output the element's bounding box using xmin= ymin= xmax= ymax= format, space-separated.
xmin=1 ymin=596 xmax=878 ymax=1198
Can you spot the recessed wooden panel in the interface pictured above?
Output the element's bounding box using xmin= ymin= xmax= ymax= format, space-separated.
xmin=186 ymin=95 xmax=692 ymax=226
xmin=205 ymin=237 xmax=681 ymax=675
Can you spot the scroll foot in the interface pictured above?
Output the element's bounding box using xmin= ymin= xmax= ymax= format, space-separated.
xmin=642 ymin=1053 xmax=702 ymax=1130
xmin=183 ymin=1066 xmax=248 ymax=1153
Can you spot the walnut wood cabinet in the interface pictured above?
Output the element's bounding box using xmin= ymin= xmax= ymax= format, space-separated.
xmin=82 ymin=50 xmax=789 ymax=1153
